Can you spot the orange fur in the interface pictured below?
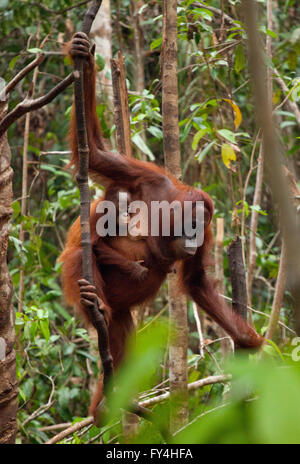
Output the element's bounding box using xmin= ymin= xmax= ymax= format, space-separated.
xmin=60 ymin=34 xmax=264 ymax=418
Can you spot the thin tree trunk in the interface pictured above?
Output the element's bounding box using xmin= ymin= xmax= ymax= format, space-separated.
xmin=265 ymin=168 xmax=300 ymax=341
xmin=18 ymin=64 xmax=39 ymax=313
xmin=215 ymin=218 xmax=232 ymax=356
xmin=0 ymin=100 xmax=18 ymax=444
xmin=241 ymin=0 xmax=300 ymax=333
xmin=247 ymin=144 xmax=264 ymax=310
xmin=131 ymin=0 xmax=145 ymax=97
xmin=228 ymin=237 xmax=248 ymax=321
xmin=192 ymin=302 xmax=204 ymax=359
xmin=111 ymin=52 xmax=132 ymax=157
xmin=162 ymin=0 xmax=188 ymax=433
xmin=265 ymin=241 xmax=288 ymax=341
xmin=116 ymin=0 xmax=124 ymax=55
xmin=131 ymin=0 xmax=146 ymax=159
xmin=91 ymin=0 xmax=113 ymax=108
xmin=18 ymin=25 xmax=41 ymax=314
xmin=246 ymin=0 xmax=272 ymax=309
xmin=111 ymin=47 xmax=139 ymax=441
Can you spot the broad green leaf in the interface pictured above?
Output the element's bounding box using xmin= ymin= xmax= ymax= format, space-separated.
xmin=95 ymin=53 xmax=106 ymax=71
xmin=192 ymin=8 xmax=213 ymax=21
xmin=192 ymin=128 xmax=208 ymax=150
xmin=147 ymin=126 xmax=163 ymax=139
xmin=150 ymin=38 xmax=162 ymax=50
xmin=250 ymin=205 xmax=267 ymax=216
xmin=39 ymin=319 xmax=50 ymax=342
xmin=234 ymin=43 xmax=246 ymax=73
xmin=18 ymin=388 xmax=26 ymax=402
xmin=132 ymin=133 xmax=155 ymax=160
xmin=265 ymin=29 xmax=279 ymax=39
xmin=195 ymin=141 xmax=215 ymax=163
xmin=9 ymin=55 xmax=21 ymax=71
xmin=218 ymin=129 xmax=236 ymax=144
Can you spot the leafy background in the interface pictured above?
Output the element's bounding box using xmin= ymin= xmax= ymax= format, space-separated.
xmin=1 ymin=0 xmax=300 ymax=443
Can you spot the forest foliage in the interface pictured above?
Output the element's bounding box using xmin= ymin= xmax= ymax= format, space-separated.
xmin=1 ymin=0 xmax=300 ymax=443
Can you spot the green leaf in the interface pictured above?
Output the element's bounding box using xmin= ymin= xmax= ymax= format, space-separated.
xmin=215 ymin=59 xmax=228 ymax=67
xmin=190 ymin=103 xmax=201 ymax=111
xmin=9 ymin=55 xmax=21 ymax=71
xmin=147 ymin=126 xmax=163 ymax=139
xmin=27 ymin=48 xmax=42 ymax=54
xmin=95 ymin=53 xmax=106 ymax=71
xmin=192 ymin=8 xmax=213 ymax=21
xmin=217 ymin=129 xmax=236 ymax=144
xmin=250 ymin=205 xmax=268 ymax=216
xmin=234 ymin=43 xmax=246 ymax=73
xmin=280 ymin=121 xmax=296 ymax=129
xmin=18 ymin=388 xmax=26 ymax=402
xmin=30 ymin=321 xmax=38 ymax=341
xmin=195 ymin=141 xmax=215 ymax=163
xmin=192 ymin=128 xmax=208 ymax=150
xmin=150 ymin=38 xmax=162 ymax=50
xmin=265 ymin=29 xmax=279 ymax=39
xmin=195 ymin=32 xmax=201 ymax=45
xmin=39 ymin=319 xmax=50 ymax=342
xmin=265 ymin=339 xmax=284 ymax=361
xmin=132 ymin=133 xmax=155 ymax=160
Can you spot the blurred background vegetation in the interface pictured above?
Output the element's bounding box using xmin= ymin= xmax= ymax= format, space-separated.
xmin=1 ymin=0 xmax=300 ymax=443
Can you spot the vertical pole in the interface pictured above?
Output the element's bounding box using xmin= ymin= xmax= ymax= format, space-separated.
xmin=162 ymin=0 xmax=188 ymax=433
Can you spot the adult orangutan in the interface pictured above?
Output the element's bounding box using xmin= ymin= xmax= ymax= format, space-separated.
xmin=59 ymin=32 xmax=263 ymax=416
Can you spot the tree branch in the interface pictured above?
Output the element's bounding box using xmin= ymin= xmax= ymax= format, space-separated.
xmin=191 ymin=2 xmax=239 ymax=26
xmin=241 ymin=0 xmax=300 ymax=334
xmin=274 ymin=68 xmax=300 ymax=130
xmin=45 ymin=417 xmax=93 ymax=445
xmin=73 ymin=0 xmax=114 ymax=393
xmin=45 ymin=375 xmax=231 ymax=444
xmin=139 ymin=374 xmax=231 ymax=408
xmin=20 ymin=0 xmax=91 ymax=15
xmin=0 ymin=72 xmax=75 ymax=138
xmin=111 ymin=52 xmax=132 ymax=157
xmin=1 ymin=54 xmax=45 ymax=99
